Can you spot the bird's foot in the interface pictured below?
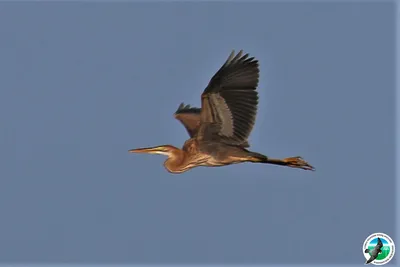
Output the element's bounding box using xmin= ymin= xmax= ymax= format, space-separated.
xmin=283 ymin=156 xmax=315 ymax=171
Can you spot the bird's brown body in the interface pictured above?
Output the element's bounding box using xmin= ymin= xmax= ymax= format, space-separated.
xmin=129 ymin=50 xmax=315 ymax=174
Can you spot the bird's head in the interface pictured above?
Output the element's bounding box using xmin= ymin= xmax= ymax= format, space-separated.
xmin=128 ymin=145 xmax=178 ymax=157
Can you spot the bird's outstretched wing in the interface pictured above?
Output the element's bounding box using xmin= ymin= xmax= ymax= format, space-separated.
xmin=366 ymin=255 xmax=375 ymax=264
xmin=376 ymin=238 xmax=383 ymax=249
xmin=198 ymin=50 xmax=259 ymax=147
xmin=174 ymin=103 xmax=201 ymax=137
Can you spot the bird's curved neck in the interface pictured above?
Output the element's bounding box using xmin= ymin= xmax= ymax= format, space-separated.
xmin=164 ymin=147 xmax=187 ymax=174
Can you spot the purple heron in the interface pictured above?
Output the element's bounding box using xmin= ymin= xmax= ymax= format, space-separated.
xmin=129 ymin=50 xmax=315 ymax=174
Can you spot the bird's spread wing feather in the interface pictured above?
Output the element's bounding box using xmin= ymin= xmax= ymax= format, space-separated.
xmin=174 ymin=103 xmax=201 ymax=137
xmin=198 ymin=50 xmax=259 ymax=147
xmin=376 ymin=238 xmax=383 ymax=249
xmin=366 ymin=256 xmax=374 ymax=264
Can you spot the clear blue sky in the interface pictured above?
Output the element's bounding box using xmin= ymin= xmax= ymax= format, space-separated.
xmin=0 ymin=1 xmax=396 ymax=265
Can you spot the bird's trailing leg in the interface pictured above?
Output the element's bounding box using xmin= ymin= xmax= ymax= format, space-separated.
xmin=248 ymin=152 xmax=315 ymax=171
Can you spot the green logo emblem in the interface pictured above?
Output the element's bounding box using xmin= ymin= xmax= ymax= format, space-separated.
xmin=363 ymin=233 xmax=395 ymax=265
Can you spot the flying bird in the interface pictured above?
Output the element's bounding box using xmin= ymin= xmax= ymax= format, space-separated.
xmin=129 ymin=50 xmax=315 ymax=174
xmin=365 ymin=237 xmax=384 ymax=264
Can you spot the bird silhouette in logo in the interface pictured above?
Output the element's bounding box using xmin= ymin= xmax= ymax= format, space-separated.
xmin=365 ymin=237 xmax=383 ymax=264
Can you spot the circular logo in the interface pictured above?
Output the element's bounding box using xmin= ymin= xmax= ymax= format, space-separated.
xmin=362 ymin=233 xmax=395 ymax=265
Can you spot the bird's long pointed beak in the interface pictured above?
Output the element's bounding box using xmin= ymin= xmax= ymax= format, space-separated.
xmin=128 ymin=146 xmax=167 ymax=155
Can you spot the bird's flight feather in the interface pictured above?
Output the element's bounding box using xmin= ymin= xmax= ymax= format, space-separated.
xmin=174 ymin=50 xmax=259 ymax=148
